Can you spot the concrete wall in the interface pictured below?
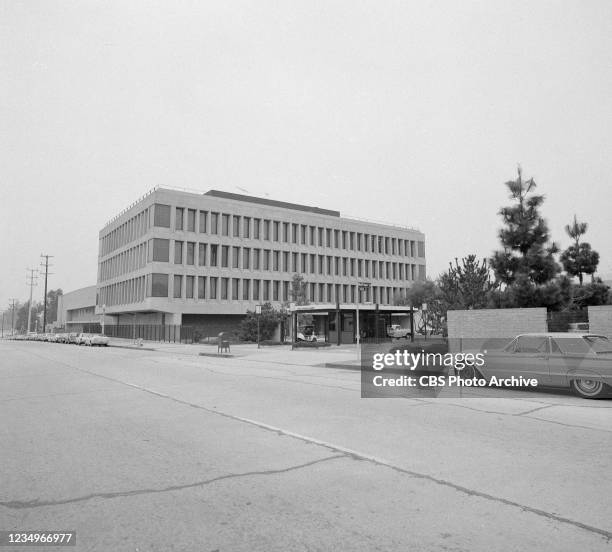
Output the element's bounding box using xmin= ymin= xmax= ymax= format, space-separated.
xmin=447 ymin=308 xmax=547 ymax=352
xmin=588 ymin=305 xmax=612 ymax=338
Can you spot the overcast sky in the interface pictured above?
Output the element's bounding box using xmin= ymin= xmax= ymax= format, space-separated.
xmin=1 ymin=0 xmax=611 ymax=310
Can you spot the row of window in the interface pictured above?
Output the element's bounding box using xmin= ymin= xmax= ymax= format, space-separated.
xmin=153 ymin=204 xmax=425 ymax=258
xmin=147 ymin=273 xmax=410 ymax=305
xmin=149 ymin=239 xmax=426 ymax=282
xmin=98 ymin=276 xmax=146 ymax=307
xmin=99 ymin=242 xmax=147 ymax=282
xmin=100 ymin=208 xmax=151 ymax=256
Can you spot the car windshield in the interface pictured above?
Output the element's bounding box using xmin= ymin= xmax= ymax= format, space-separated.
xmin=584 ymin=336 xmax=612 ymax=353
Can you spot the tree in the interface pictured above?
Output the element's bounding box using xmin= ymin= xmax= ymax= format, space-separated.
xmin=571 ymin=279 xmax=610 ymax=309
xmin=238 ymin=302 xmax=284 ymax=342
xmin=46 ymin=289 xmax=63 ymax=323
xmin=288 ymin=273 xmax=308 ymax=305
xmin=560 ymin=215 xmax=599 ymax=285
xmin=489 ymin=166 xmax=563 ymax=308
xmin=439 ymin=255 xmax=494 ymax=310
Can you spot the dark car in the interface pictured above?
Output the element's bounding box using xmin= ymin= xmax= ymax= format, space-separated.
xmin=476 ymin=333 xmax=612 ymax=399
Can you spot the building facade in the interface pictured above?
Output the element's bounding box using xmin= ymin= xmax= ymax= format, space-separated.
xmin=95 ymin=188 xmax=426 ymax=336
xmin=57 ymin=285 xmax=113 ymax=333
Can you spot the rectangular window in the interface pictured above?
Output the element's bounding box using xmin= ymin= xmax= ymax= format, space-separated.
xmin=153 ymin=204 xmax=171 ymax=228
xmin=232 ymin=278 xmax=239 ymax=300
xmin=334 ymin=230 xmax=340 ymax=248
xmin=310 ymin=226 xmax=316 ymax=245
xmin=283 ymin=222 xmax=289 ymax=242
xmin=186 ymin=275 xmax=194 ymax=298
xmin=292 ymin=224 xmax=298 ymax=243
xmin=173 ymin=275 xmax=182 ymax=298
xmin=232 ymin=246 xmax=240 ymax=268
xmin=210 ymin=277 xmax=218 ymax=299
xmin=242 ymin=279 xmax=250 ymax=300
xmin=283 ymin=280 xmax=289 ymax=302
xmin=253 ymin=249 xmax=261 ymax=270
xmin=221 ymin=245 xmax=229 ymax=267
xmin=174 ymin=241 xmax=183 ymax=264
xmin=210 ymin=244 xmax=218 ymax=266
xmin=273 ymin=280 xmax=280 ymax=301
xmin=243 ymin=248 xmax=250 ymax=269
xmin=151 ymin=238 xmax=169 ymax=262
xmin=151 ymin=273 xmax=168 ymax=297
xmin=263 ymin=249 xmax=271 ymax=270
xmin=326 ymin=229 xmax=332 ymax=247
xmin=253 ymin=218 xmax=261 ymax=239
xmin=187 ymin=209 xmax=196 ymax=232
xmin=221 ymin=278 xmax=229 ymax=300
xmin=273 ymin=221 xmax=279 ymax=241
xmin=233 ymin=216 xmax=240 ymax=238
xmin=210 ymin=212 xmax=219 ymax=234
xmin=199 ymin=211 xmax=207 ymax=233
xmin=186 ymin=242 xmax=195 ymax=265
xmin=263 ymin=220 xmax=271 ymax=240
xmin=418 ymin=241 xmax=425 ymax=257
xmin=263 ymin=280 xmax=270 ymax=301
xmin=198 ymin=276 xmax=206 ymax=299
xmin=301 ymin=225 xmax=307 ymax=245
xmin=253 ymin=279 xmax=260 ymax=301
xmin=175 ymin=208 xmax=184 ymax=231
xmin=310 ymin=254 xmax=315 ymax=273
xmin=318 ymin=227 xmax=324 ymax=246
xmin=301 ymin=253 xmax=307 ymax=273
xmin=292 ymin=252 xmax=298 ymax=272
xmin=283 ymin=251 xmax=289 ymax=272
xmin=243 ymin=217 xmax=251 ymax=238
xmin=273 ymin=250 xmax=280 ymax=271
xmin=198 ymin=243 xmax=206 ymax=266
xmin=222 ymin=214 xmax=230 ymax=236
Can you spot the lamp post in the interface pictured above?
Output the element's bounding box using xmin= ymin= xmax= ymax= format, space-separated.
xmin=356 ymin=282 xmax=371 ymax=346
xmin=255 ymin=304 xmax=262 ymax=349
xmin=422 ymin=302 xmax=428 ymax=341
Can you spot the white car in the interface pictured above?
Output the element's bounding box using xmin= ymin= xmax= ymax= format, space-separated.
xmin=77 ymin=333 xmax=109 ymax=346
xmin=387 ymin=325 xmax=411 ymax=339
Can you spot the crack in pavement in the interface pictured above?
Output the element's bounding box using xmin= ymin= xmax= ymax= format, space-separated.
xmin=0 ymin=455 xmax=345 ymax=510
xmin=5 ymin=345 xmax=612 ymax=542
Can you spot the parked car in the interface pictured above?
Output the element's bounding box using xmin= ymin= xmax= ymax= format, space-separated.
xmin=66 ymin=333 xmax=80 ymax=344
xmin=387 ymin=324 xmax=411 ymax=339
xmin=469 ymin=333 xmax=612 ymax=399
xmin=89 ymin=334 xmax=109 ymax=346
xmin=76 ymin=333 xmax=109 ymax=346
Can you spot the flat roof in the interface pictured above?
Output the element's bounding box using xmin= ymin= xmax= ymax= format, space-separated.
xmin=204 ymin=190 xmax=341 ymax=217
xmin=290 ymin=303 xmax=414 ymax=313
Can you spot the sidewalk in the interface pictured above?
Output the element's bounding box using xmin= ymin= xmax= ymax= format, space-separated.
xmin=108 ymin=338 xmax=362 ymax=367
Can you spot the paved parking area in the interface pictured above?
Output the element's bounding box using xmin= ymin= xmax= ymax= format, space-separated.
xmin=1 ymin=340 xmax=611 ymax=551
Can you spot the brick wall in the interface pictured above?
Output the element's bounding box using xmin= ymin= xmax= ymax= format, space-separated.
xmin=447 ymin=308 xmax=547 ymax=352
xmin=588 ymin=306 xmax=612 ymax=338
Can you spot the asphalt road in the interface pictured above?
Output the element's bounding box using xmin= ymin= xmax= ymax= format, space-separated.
xmin=1 ymin=340 xmax=611 ymax=551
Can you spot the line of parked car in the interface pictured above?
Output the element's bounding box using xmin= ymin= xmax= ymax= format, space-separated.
xmin=15 ymin=332 xmax=110 ymax=346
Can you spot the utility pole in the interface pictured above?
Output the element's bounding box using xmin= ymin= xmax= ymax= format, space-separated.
xmin=40 ymin=254 xmax=54 ymax=333
xmin=26 ymin=268 xmax=38 ymax=333
xmin=9 ymin=299 xmax=18 ymax=336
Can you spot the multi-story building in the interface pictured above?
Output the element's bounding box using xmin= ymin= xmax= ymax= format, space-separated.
xmin=95 ymin=188 xmax=426 ymax=336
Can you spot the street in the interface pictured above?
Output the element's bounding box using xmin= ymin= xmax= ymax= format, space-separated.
xmin=1 ymin=340 xmax=611 ymax=551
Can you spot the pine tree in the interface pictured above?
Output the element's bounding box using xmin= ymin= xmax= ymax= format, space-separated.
xmin=489 ymin=166 xmax=561 ymax=307
xmin=560 ymin=215 xmax=599 ymax=285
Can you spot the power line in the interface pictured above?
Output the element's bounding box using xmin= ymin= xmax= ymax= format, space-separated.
xmin=40 ymin=254 xmax=54 ymax=332
xmin=26 ymin=268 xmax=38 ymax=333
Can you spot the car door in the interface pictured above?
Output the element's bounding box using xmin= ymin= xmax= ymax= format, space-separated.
xmin=546 ymin=337 xmax=568 ymax=387
xmin=487 ymin=336 xmax=549 ymax=383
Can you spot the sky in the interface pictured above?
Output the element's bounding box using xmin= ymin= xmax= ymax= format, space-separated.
xmin=1 ymin=0 xmax=611 ymax=311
